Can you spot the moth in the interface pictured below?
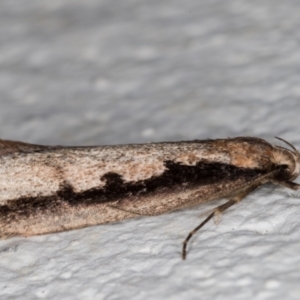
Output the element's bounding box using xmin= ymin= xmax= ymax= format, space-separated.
xmin=0 ymin=136 xmax=299 ymax=259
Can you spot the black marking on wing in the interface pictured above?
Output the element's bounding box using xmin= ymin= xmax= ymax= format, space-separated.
xmin=0 ymin=160 xmax=273 ymax=219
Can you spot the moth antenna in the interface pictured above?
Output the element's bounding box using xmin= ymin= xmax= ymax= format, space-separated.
xmin=275 ymin=136 xmax=297 ymax=152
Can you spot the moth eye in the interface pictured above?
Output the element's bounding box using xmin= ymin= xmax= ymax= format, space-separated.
xmin=275 ymin=164 xmax=291 ymax=181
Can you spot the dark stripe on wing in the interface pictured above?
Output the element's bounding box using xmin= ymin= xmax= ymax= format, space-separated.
xmin=0 ymin=160 xmax=270 ymax=220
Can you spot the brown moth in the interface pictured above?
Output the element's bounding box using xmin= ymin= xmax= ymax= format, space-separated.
xmin=0 ymin=136 xmax=299 ymax=259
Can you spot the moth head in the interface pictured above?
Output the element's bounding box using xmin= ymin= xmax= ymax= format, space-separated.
xmin=273 ymin=137 xmax=300 ymax=181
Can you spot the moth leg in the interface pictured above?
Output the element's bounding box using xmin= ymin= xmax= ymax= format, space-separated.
xmin=182 ymin=199 xmax=236 ymax=260
xmin=212 ymin=186 xmax=257 ymax=225
xmin=108 ymin=204 xmax=181 ymax=217
xmin=107 ymin=205 xmax=144 ymax=216
xmin=270 ymin=179 xmax=300 ymax=190
xmin=182 ymin=186 xmax=257 ymax=260
xmin=108 ymin=195 xmax=195 ymax=217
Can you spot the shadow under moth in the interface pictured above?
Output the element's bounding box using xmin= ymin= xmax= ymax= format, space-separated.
xmin=0 ymin=136 xmax=299 ymax=259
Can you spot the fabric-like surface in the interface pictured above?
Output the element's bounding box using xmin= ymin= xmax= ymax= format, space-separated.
xmin=0 ymin=1 xmax=300 ymax=299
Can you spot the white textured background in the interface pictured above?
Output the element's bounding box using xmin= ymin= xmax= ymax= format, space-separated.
xmin=1 ymin=1 xmax=300 ymax=299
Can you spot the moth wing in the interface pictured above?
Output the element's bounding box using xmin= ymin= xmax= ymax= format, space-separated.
xmin=0 ymin=139 xmax=58 ymax=156
xmin=110 ymin=169 xmax=275 ymax=216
